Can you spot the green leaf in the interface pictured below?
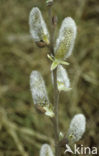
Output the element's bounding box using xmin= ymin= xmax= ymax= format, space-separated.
xmin=51 ymin=60 xmax=59 ymax=71
xmin=50 ymin=58 xmax=69 ymax=71
xmin=60 ymin=60 xmax=69 ymax=65
xmin=47 ymin=54 xmax=54 ymax=61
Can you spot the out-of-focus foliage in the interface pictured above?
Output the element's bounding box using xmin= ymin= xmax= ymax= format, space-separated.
xmin=0 ymin=0 xmax=99 ymax=156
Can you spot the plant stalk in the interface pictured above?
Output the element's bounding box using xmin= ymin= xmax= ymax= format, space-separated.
xmin=47 ymin=3 xmax=60 ymax=156
xmin=53 ymin=69 xmax=60 ymax=156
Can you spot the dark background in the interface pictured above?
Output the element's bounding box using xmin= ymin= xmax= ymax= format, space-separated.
xmin=0 ymin=0 xmax=99 ymax=155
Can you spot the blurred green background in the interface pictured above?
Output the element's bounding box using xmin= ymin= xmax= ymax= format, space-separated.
xmin=0 ymin=0 xmax=99 ymax=155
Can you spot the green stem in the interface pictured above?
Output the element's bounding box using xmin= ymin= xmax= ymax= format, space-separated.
xmin=47 ymin=3 xmax=60 ymax=156
xmin=48 ymin=5 xmax=54 ymax=55
xmin=53 ymin=69 xmax=60 ymax=156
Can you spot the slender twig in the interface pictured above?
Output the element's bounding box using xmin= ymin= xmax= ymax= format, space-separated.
xmin=48 ymin=5 xmax=54 ymax=55
xmin=47 ymin=3 xmax=60 ymax=156
xmin=53 ymin=69 xmax=60 ymax=156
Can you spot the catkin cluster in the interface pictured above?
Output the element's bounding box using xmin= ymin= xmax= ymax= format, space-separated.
xmin=29 ymin=6 xmax=86 ymax=156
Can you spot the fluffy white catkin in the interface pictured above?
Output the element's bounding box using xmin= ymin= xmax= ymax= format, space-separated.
xmin=40 ymin=144 xmax=54 ymax=156
xmin=46 ymin=0 xmax=53 ymax=3
xmin=57 ymin=65 xmax=71 ymax=91
xmin=30 ymin=71 xmax=49 ymax=107
xmin=29 ymin=7 xmax=49 ymax=44
xmin=68 ymin=114 xmax=86 ymax=143
xmin=54 ymin=17 xmax=77 ymax=60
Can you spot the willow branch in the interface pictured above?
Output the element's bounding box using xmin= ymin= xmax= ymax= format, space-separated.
xmin=47 ymin=2 xmax=60 ymax=156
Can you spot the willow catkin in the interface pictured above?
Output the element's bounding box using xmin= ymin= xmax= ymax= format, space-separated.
xmin=30 ymin=71 xmax=49 ymax=108
xmin=57 ymin=65 xmax=71 ymax=91
xmin=54 ymin=17 xmax=77 ymax=60
xmin=40 ymin=144 xmax=54 ymax=156
xmin=68 ymin=114 xmax=86 ymax=143
xmin=30 ymin=71 xmax=54 ymax=117
xmin=29 ymin=7 xmax=49 ymax=45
